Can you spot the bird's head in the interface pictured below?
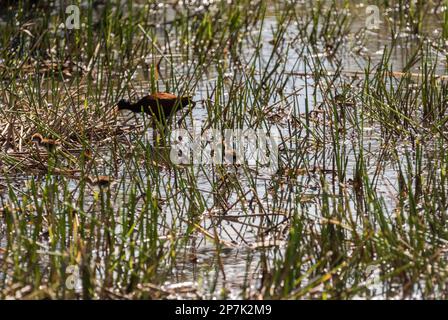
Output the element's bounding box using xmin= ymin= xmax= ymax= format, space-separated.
xmin=117 ymin=99 xmax=131 ymax=110
xmin=31 ymin=133 xmax=44 ymax=144
xmin=180 ymin=96 xmax=195 ymax=109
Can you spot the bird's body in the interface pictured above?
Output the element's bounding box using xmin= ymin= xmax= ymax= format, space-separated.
xmin=117 ymin=92 xmax=194 ymax=123
xmin=86 ymin=175 xmax=113 ymax=187
xmin=31 ymin=133 xmax=60 ymax=150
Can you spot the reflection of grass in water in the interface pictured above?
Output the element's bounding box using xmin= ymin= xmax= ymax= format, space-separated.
xmin=0 ymin=0 xmax=448 ymax=299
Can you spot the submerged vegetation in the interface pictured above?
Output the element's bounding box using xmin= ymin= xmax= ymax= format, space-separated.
xmin=0 ymin=0 xmax=448 ymax=299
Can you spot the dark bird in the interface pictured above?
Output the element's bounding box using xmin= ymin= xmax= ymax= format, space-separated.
xmin=31 ymin=133 xmax=60 ymax=151
xmin=86 ymin=175 xmax=113 ymax=187
xmin=117 ymin=92 xmax=195 ymax=124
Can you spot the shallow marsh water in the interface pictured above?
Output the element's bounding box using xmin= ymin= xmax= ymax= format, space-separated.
xmin=1 ymin=0 xmax=448 ymax=299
